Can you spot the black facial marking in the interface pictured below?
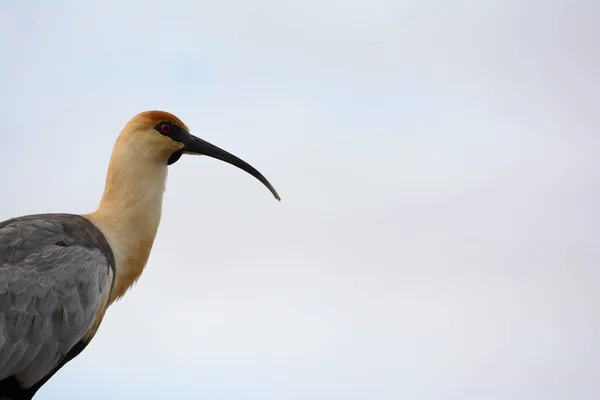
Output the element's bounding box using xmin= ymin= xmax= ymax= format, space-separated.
xmin=167 ymin=150 xmax=183 ymax=165
xmin=154 ymin=121 xmax=188 ymax=166
xmin=154 ymin=121 xmax=187 ymax=142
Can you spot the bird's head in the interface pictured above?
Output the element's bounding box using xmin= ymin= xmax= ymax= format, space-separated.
xmin=118 ymin=110 xmax=280 ymax=200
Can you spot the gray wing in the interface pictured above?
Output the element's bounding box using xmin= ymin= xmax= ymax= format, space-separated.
xmin=0 ymin=214 xmax=113 ymax=389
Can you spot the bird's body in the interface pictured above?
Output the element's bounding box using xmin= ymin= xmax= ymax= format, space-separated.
xmin=0 ymin=111 xmax=279 ymax=399
xmin=0 ymin=214 xmax=114 ymax=399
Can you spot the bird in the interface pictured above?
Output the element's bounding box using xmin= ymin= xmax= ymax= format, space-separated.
xmin=0 ymin=110 xmax=280 ymax=399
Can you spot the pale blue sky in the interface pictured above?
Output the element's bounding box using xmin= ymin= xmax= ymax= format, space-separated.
xmin=0 ymin=1 xmax=599 ymax=399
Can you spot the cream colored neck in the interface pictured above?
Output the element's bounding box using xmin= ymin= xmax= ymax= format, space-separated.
xmin=85 ymin=139 xmax=168 ymax=303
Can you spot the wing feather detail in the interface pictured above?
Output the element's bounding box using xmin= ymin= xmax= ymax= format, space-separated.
xmin=0 ymin=214 xmax=113 ymax=389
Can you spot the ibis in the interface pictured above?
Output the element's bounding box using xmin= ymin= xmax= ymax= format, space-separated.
xmin=0 ymin=111 xmax=280 ymax=399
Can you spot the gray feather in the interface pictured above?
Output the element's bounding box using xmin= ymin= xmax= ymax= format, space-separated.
xmin=0 ymin=213 xmax=115 ymax=389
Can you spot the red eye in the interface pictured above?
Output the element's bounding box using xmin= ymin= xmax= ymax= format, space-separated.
xmin=160 ymin=124 xmax=171 ymax=133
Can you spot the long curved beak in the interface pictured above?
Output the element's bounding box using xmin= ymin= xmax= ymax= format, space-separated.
xmin=182 ymin=134 xmax=281 ymax=201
